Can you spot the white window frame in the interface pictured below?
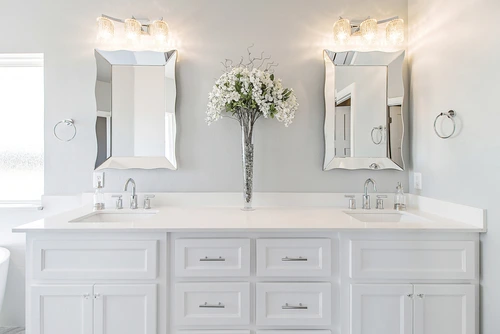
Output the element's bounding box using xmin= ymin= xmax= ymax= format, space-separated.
xmin=0 ymin=53 xmax=44 ymax=209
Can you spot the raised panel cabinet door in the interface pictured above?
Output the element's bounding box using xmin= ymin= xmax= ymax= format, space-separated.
xmin=414 ymin=284 xmax=476 ymax=334
xmin=350 ymin=284 xmax=413 ymax=334
xmin=94 ymin=284 xmax=157 ymax=334
xmin=30 ymin=285 xmax=93 ymax=334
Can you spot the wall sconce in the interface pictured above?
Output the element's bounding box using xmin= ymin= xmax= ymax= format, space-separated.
xmin=96 ymin=14 xmax=170 ymax=47
xmin=332 ymin=16 xmax=405 ymax=46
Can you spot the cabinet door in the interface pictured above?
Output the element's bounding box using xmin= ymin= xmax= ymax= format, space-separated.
xmin=31 ymin=285 xmax=93 ymax=334
xmin=350 ymin=284 xmax=413 ymax=334
xmin=414 ymin=284 xmax=475 ymax=334
xmin=94 ymin=284 xmax=157 ymax=334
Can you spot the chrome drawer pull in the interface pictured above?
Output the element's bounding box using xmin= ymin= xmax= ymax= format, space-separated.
xmin=199 ymin=302 xmax=225 ymax=308
xmin=282 ymin=256 xmax=308 ymax=262
xmin=282 ymin=303 xmax=308 ymax=310
xmin=200 ymin=256 xmax=226 ymax=262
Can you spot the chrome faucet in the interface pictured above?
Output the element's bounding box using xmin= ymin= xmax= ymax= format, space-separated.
xmin=124 ymin=178 xmax=138 ymax=209
xmin=362 ymin=178 xmax=377 ymax=210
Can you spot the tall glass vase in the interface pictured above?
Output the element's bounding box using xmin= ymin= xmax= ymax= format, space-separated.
xmin=241 ymin=121 xmax=254 ymax=211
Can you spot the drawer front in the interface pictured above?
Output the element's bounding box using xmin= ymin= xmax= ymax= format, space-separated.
xmin=33 ymin=240 xmax=158 ymax=280
xmin=256 ymin=283 xmax=331 ymax=326
xmin=175 ymin=239 xmax=250 ymax=277
xmin=350 ymin=240 xmax=476 ymax=280
xmin=175 ymin=282 xmax=250 ymax=326
xmin=256 ymin=239 xmax=331 ymax=277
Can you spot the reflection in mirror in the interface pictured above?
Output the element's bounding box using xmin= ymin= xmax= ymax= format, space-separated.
xmin=94 ymin=49 xmax=178 ymax=170
xmin=323 ymin=50 xmax=405 ymax=171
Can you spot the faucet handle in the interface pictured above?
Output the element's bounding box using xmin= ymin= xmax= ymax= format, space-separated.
xmin=112 ymin=194 xmax=123 ymax=210
xmin=376 ymin=195 xmax=387 ymax=210
xmin=144 ymin=194 xmax=155 ymax=210
xmin=345 ymin=195 xmax=356 ymax=210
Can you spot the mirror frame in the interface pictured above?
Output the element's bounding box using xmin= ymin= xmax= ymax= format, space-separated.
xmin=323 ymin=49 xmax=405 ymax=171
xmin=94 ymin=49 xmax=178 ymax=171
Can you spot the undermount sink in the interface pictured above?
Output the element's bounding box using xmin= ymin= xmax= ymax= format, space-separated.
xmin=345 ymin=211 xmax=430 ymax=223
xmin=70 ymin=210 xmax=158 ymax=223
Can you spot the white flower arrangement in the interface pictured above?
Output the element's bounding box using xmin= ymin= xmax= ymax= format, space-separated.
xmin=206 ymin=51 xmax=299 ymax=127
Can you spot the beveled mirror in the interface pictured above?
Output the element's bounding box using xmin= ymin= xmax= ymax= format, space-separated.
xmin=323 ymin=50 xmax=405 ymax=171
xmin=94 ymin=49 xmax=178 ymax=170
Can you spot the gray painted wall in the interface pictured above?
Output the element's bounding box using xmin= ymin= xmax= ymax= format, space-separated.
xmin=0 ymin=0 xmax=408 ymax=196
xmin=408 ymin=0 xmax=499 ymax=332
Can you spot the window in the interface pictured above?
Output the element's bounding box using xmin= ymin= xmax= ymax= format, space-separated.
xmin=0 ymin=54 xmax=44 ymax=202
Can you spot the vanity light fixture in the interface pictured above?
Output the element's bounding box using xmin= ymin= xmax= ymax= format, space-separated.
xmin=96 ymin=16 xmax=114 ymax=42
xmin=96 ymin=14 xmax=170 ymax=46
xmin=333 ymin=18 xmax=351 ymax=44
xmin=386 ymin=18 xmax=405 ymax=45
xmin=360 ymin=18 xmax=378 ymax=42
xmin=332 ymin=16 xmax=405 ymax=45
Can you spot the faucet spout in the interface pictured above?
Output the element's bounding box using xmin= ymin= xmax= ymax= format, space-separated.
xmin=124 ymin=178 xmax=138 ymax=209
xmin=362 ymin=178 xmax=377 ymax=209
xmin=364 ymin=178 xmax=377 ymax=196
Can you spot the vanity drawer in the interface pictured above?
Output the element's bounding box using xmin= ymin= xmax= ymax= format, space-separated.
xmin=33 ymin=240 xmax=158 ymax=280
xmin=175 ymin=239 xmax=250 ymax=277
xmin=256 ymin=282 xmax=331 ymax=326
xmin=175 ymin=282 xmax=250 ymax=326
xmin=256 ymin=239 xmax=331 ymax=277
xmin=350 ymin=240 xmax=476 ymax=280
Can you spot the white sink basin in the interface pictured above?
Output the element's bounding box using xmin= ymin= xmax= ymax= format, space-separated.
xmin=70 ymin=210 xmax=158 ymax=223
xmin=345 ymin=211 xmax=430 ymax=223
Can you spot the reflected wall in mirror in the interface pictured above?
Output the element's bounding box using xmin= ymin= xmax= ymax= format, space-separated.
xmin=323 ymin=50 xmax=405 ymax=171
xmin=94 ymin=49 xmax=178 ymax=170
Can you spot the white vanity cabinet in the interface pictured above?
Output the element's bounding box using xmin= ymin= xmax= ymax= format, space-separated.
xmin=23 ymin=231 xmax=479 ymax=334
xmin=25 ymin=233 xmax=166 ymax=334
xmin=342 ymin=233 xmax=479 ymax=334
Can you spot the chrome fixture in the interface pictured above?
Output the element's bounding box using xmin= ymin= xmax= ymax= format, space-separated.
xmin=143 ymin=194 xmax=155 ymax=210
xmin=282 ymin=303 xmax=308 ymax=310
xmin=112 ymin=194 xmax=123 ymax=209
xmin=96 ymin=15 xmax=169 ymax=45
xmin=434 ymin=110 xmax=456 ymax=139
xmin=362 ymin=178 xmax=377 ymax=210
xmin=345 ymin=195 xmax=357 ymax=209
xmin=200 ymin=256 xmax=225 ymax=262
xmin=199 ymin=302 xmax=225 ymax=309
xmin=124 ymin=178 xmax=138 ymax=209
xmin=53 ymin=119 xmax=77 ymax=142
xmin=332 ymin=16 xmax=404 ymax=45
xmin=376 ymin=195 xmax=387 ymax=210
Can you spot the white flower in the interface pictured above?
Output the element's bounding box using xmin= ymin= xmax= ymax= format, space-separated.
xmin=206 ymin=65 xmax=299 ymax=127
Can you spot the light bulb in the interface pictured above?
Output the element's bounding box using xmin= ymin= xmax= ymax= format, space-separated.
xmin=360 ymin=18 xmax=378 ymax=42
xmin=124 ymin=18 xmax=142 ymax=41
xmin=96 ymin=16 xmax=114 ymax=42
xmin=333 ymin=18 xmax=351 ymax=45
xmin=149 ymin=19 xmax=169 ymax=42
xmin=386 ymin=19 xmax=405 ymax=45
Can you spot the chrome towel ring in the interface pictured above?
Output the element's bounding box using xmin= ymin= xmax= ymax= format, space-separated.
xmin=54 ymin=119 xmax=77 ymax=142
xmin=434 ymin=110 xmax=456 ymax=139
xmin=371 ymin=126 xmax=384 ymax=145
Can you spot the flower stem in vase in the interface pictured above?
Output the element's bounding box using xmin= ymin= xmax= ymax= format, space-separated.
xmin=241 ymin=117 xmax=255 ymax=211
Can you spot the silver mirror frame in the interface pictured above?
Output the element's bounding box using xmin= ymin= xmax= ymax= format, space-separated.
xmin=323 ymin=49 xmax=405 ymax=171
xmin=94 ymin=49 xmax=178 ymax=171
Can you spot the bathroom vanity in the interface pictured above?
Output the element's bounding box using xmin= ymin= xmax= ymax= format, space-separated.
xmin=14 ymin=200 xmax=484 ymax=334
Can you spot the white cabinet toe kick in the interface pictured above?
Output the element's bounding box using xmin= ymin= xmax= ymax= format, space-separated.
xmin=24 ymin=232 xmax=479 ymax=334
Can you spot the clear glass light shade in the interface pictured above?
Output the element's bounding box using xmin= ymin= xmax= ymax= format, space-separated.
xmin=96 ymin=17 xmax=114 ymax=42
xmin=149 ymin=20 xmax=169 ymax=42
xmin=124 ymin=18 xmax=142 ymax=40
xmin=386 ymin=19 xmax=405 ymax=45
xmin=333 ymin=18 xmax=351 ymax=44
xmin=360 ymin=18 xmax=378 ymax=42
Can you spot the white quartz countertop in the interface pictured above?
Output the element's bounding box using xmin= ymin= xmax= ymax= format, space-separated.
xmin=13 ymin=205 xmax=485 ymax=233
